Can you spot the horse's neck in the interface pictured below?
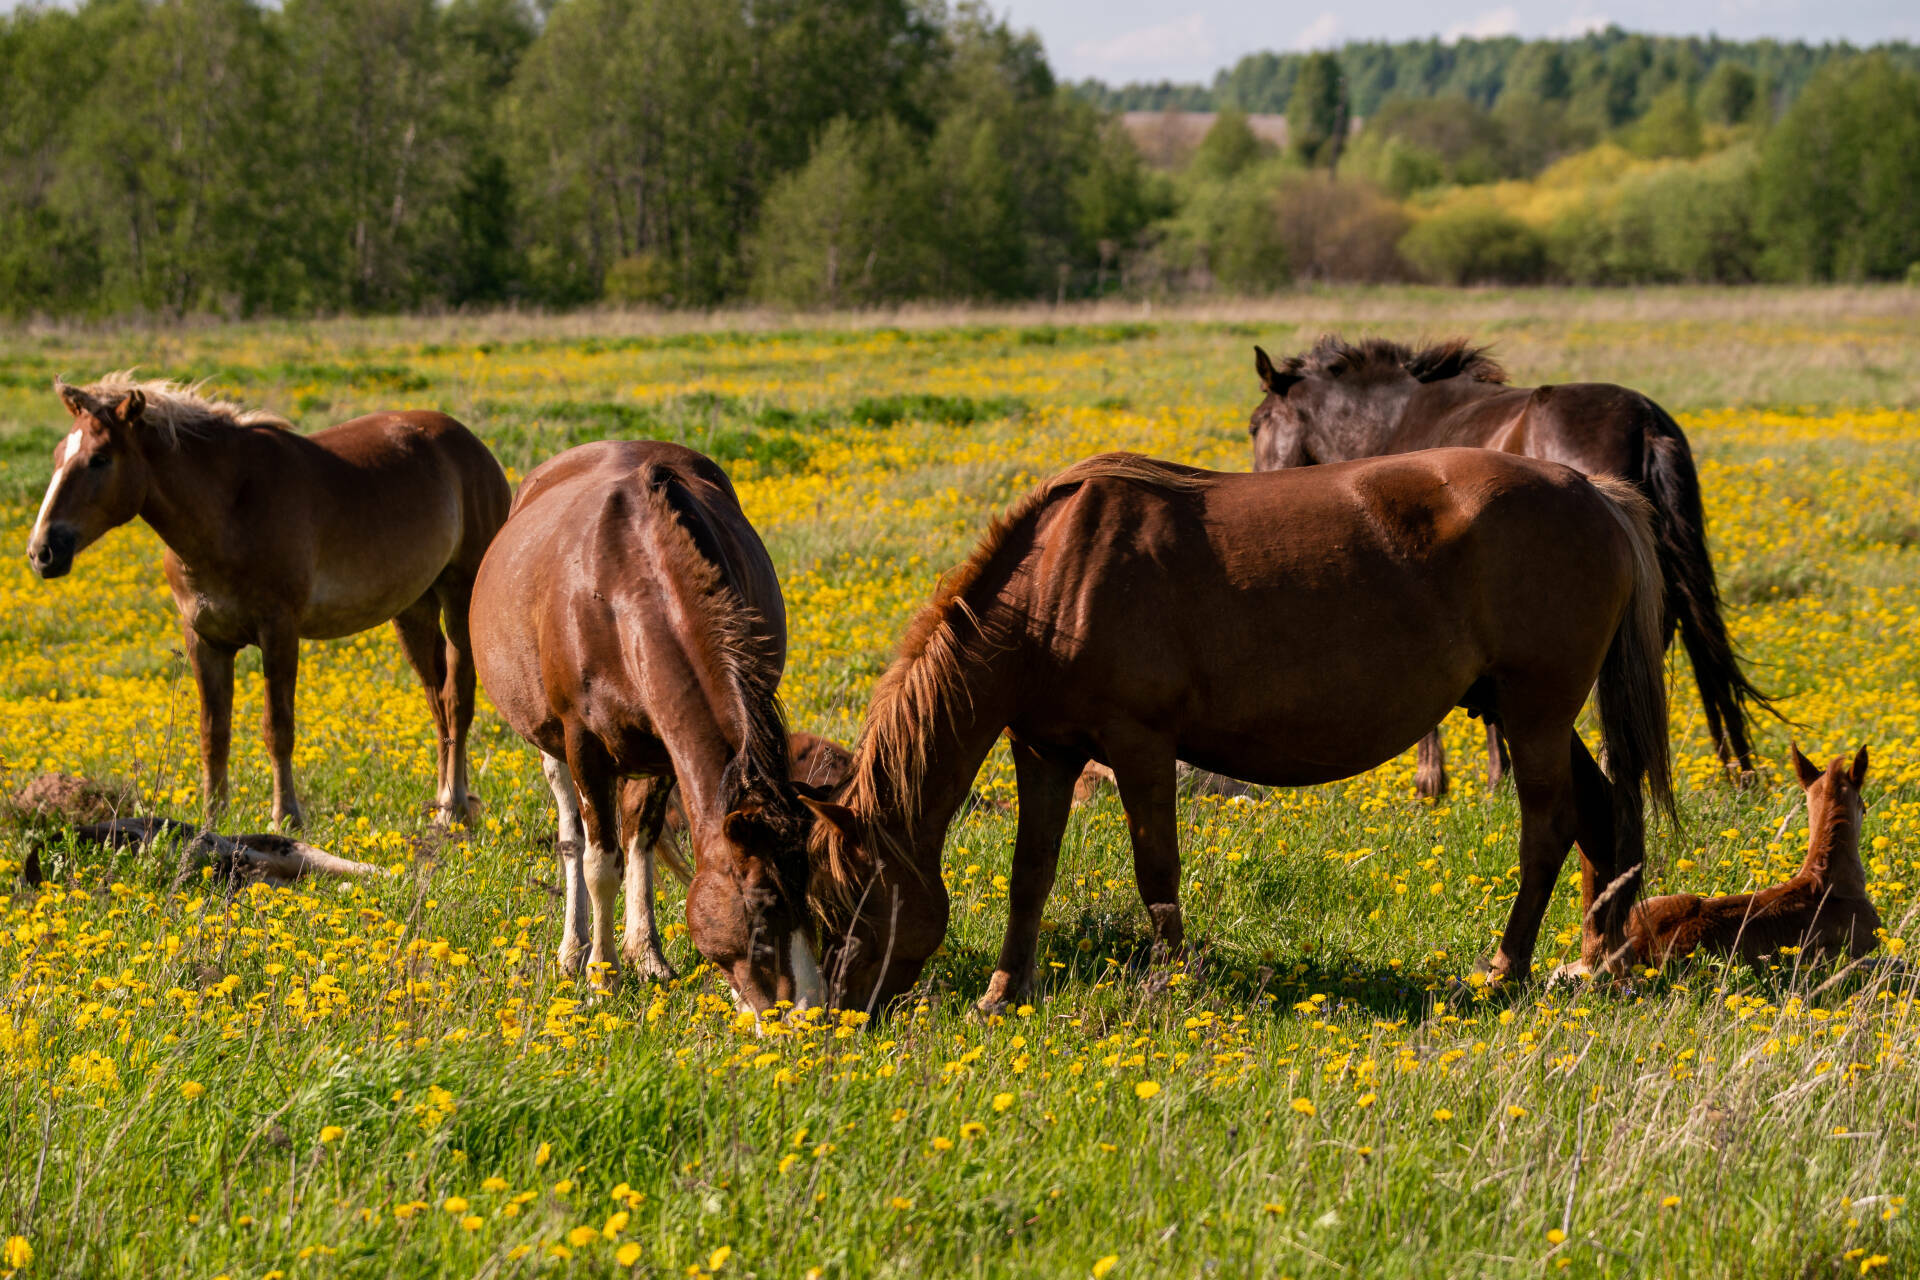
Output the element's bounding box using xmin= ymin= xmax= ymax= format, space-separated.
xmin=1801 ymin=802 xmax=1867 ymax=897
xmin=135 ymin=429 xmax=242 ymax=570
xmin=861 ymin=680 xmax=1009 ymax=878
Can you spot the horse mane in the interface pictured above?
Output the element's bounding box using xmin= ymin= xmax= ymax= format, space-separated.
xmin=58 ymin=371 xmax=291 ymax=446
xmin=1279 ymin=335 xmax=1508 ymax=386
xmin=632 ymin=467 xmax=796 ymax=832
xmin=812 ymin=452 xmax=1209 ymax=914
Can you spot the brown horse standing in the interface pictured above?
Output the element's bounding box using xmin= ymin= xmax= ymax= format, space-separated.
xmin=788 ymin=450 xmax=1674 ymax=1012
xmin=1628 ymin=746 xmax=1880 ymax=967
xmin=1248 ymin=336 xmax=1774 ymax=798
xmin=470 ymin=441 xmax=821 ymax=1004
xmin=26 ymin=375 xmax=508 ymax=828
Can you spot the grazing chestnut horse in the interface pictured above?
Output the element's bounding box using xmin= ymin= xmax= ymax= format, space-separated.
xmin=1628 ymin=746 xmax=1880 ymax=967
xmin=617 ymin=731 xmax=852 ymax=886
xmin=1248 ymin=336 xmax=1774 ymax=798
xmin=471 ymin=441 xmax=820 ymax=1005
xmin=791 ymin=450 xmax=1674 ymax=1012
xmin=26 ymin=375 xmax=508 ymax=828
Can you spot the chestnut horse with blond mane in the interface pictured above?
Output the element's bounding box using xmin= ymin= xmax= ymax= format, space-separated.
xmin=471 ymin=441 xmax=820 ymax=1006
xmin=26 ymin=375 xmax=509 ymax=829
xmin=1629 ymin=746 xmax=1880 ymax=967
xmin=785 ymin=449 xmax=1674 ymax=1012
xmin=1249 ymin=335 xmax=1775 ymax=799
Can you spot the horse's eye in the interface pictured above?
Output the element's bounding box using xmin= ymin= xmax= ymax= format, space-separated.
xmin=86 ymin=452 xmax=111 ymax=470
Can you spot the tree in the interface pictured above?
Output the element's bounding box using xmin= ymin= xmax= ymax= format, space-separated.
xmin=1627 ymin=85 xmax=1703 ymax=158
xmin=1288 ymin=52 xmax=1348 ymax=169
xmin=1698 ymin=61 xmax=1759 ymax=125
xmin=1189 ymin=109 xmax=1268 ymax=181
xmin=1757 ymin=54 xmax=1920 ymax=279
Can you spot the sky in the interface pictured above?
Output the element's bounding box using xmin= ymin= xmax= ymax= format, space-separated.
xmin=1005 ymin=1 xmax=1920 ymax=85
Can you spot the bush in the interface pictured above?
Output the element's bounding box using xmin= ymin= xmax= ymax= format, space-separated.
xmin=1399 ymin=205 xmax=1546 ymax=284
xmin=1273 ymin=176 xmax=1410 ymax=281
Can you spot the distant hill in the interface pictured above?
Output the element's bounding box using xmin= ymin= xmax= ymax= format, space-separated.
xmin=1076 ymin=27 xmax=1920 ymax=120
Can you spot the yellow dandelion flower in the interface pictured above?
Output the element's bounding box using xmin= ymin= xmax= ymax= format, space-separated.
xmin=3 ymin=1238 xmax=30 ymax=1270
xmin=534 ymin=1142 xmax=552 ymax=1167
xmin=960 ymin=1122 xmax=986 ymax=1140
xmin=708 ymin=1245 xmax=732 ymax=1271
xmin=1661 ymin=1196 xmax=1681 ymax=1209
xmin=461 ymin=1216 xmax=484 ymax=1232
xmin=993 ymin=1092 xmax=1016 ymax=1112
xmin=890 ymin=1197 xmax=913 ymax=1211
xmin=179 ymin=1081 xmax=205 ymax=1101
xmin=1091 ymin=1255 xmax=1118 ymax=1278
xmin=567 ymin=1226 xmax=598 ymax=1248
xmin=443 ymin=1197 xmax=470 ymax=1215
xmin=616 ymin=1242 xmax=642 ymax=1266
xmin=1134 ymin=1081 xmax=1161 ymax=1100
xmin=1432 ymin=1109 xmax=1453 ymax=1122
xmin=319 ymin=1126 xmax=344 ymax=1143
xmin=1546 ymin=1228 xmax=1567 ymax=1244
xmin=1290 ymin=1097 xmax=1315 ymax=1116
xmin=1356 ymin=1093 xmax=1377 ymax=1108
xmin=1507 ymin=1105 xmax=1527 ymax=1119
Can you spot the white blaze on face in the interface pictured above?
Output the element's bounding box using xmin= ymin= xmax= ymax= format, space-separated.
xmin=789 ymin=929 xmax=827 ymax=1010
xmin=30 ymin=427 xmax=85 ymax=547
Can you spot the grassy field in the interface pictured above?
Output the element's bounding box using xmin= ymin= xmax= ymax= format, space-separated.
xmin=1 ymin=286 xmax=1918 ymax=1278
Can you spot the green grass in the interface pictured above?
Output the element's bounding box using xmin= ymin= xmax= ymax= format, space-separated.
xmin=0 ymin=287 xmax=1917 ymax=1278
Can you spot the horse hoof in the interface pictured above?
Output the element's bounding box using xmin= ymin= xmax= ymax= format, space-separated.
xmin=624 ymin=949 xmax=675 ymax=985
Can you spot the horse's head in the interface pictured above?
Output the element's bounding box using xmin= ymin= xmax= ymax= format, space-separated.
xmin=685 ymin=791 xmax=827 ymax=1015
xmin=1250 ymin=337 xmax=1497 ymax=471
xmin=1791 ymin=743 xmax=1869 ymax=885
xmin=795 ymin=793 xmax=948 ymax=1014
xmin=29 ymin=381 xmax=153 ymax=579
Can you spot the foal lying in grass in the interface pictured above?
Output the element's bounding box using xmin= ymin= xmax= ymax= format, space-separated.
xmin=1628 ymin=746 xmax=1881 ymax=968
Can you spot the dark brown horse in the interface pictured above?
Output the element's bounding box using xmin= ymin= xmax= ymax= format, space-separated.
xmin=617 ymin=731 xmax=853 ymax=887
xmin=471 ymin=440 xmax=821 ymax=1005
xmin=1248 ymin=336 xmax=1774 ymax=798
xmin=1628 ymin=746 xmax=1880 ymax=967
xmin=26 ymin=375 xmax=509 ymax=828
xmin=791 ymin=450 xmax=1674 ymax=1012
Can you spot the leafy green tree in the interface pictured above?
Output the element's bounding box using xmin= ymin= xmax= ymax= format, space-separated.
xmin=1627 ymin=85 xmax=1703 ymax=158
xmin=1698 ymin=61 xmax=1759 ymax=125
xmin=1757 ymin=54 xmax=1920 ymax=279
xmin=1288 ymin=52 xmax=1347 ymax=169
xmin=1189 ymin=109 xmax=1268 ymax=181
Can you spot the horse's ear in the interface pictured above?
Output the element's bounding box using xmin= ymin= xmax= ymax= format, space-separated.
xmin=112 ymin=389 xmax=145 ymax=427
xmin=54 ymin=379 xmax=91 ymax=419
xmin=1849 ymin=745 xmax=1869 ymax=789
xmin=1254 ymin=345 xmax=1301 ymax=396
xmin=1790 ymin=742 xmax=1820 ymax=790
xmin=799 ymin=793 xmax=860 ymax=846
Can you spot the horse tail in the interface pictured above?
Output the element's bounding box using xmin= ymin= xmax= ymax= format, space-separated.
xmin=1590 ymin=476 xmax=1677 ymax=873
xmin=1637 ymin=400 xmax=1780 ymax=771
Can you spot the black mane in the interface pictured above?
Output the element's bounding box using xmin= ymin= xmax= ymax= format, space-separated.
xmin=1279 ymin=335 xmax=1508 ymax=385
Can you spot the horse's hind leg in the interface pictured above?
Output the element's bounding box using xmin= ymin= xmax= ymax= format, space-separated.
xmin=1414 ymin=729 xmax=1448 ymax=799
xmin=620 ymin=774 xmax=677 ymax=984
xmin=1484 ymin=722 xmax=1580 ymax=983
xmin=434 ymin=573 xmax=479 ymax=823
xmin=1108 ymin=735 xmax=1185 ymax=961
xmin=183 ymin=624 xmax=237 ymax=827
xmin=1570 ymin=734 xmax=1640 ymax=974
xmin=542 ymin=751 xmax=590 ymax=977
xmin=392 ymin=596 xmax=455 ymax=820
xmin=259 ymin=623 xmax=305 ymax=830
xmin=979 ymin=737 xmax=1086 ymax=1013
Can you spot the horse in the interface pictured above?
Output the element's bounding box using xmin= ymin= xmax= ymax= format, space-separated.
xmin=616 ymin=731 xmax=852 ymax=887
xmin=1627 ymin=746 xmax=1880 ymax=968
xmin=26 ymin=374 xmax=509 ymax=829
xmin=470 ymin=440 xmax=821 ymax=1005
xmin=791 ymin=449 xmax=1675 ymax=1013
xmin=1247 ymin=335 xmax=1775 ymax=799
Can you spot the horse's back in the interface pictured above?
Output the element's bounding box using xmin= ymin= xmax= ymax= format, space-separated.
xmin=472 ymin=441 xmax=782 ymax=752
xmin=1414 ymin=380 xmax=1669 ymax=479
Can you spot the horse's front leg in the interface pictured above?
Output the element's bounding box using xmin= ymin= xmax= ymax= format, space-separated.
xmin=1484 ymin=724 xmax=1580 ymax=982
xmin=620 ymin=774 xmax=677 ymax=984
xmin=1413 ymin=728 xmax=1448 ymax=799
xmin=979 ymin=738 xmax=1085 ymax=1013
xmin=258 ymin=625 xmax=304 ymax=830
xmin=184 ymin=624 xmax=236 ymax=827
xmin=1109 ymin=736 xmax=1184 ymax=960
xmin=567 ymin=734 xmax=624 ymax=995
xmin=437 ymin=576 xmax=478 ymax=823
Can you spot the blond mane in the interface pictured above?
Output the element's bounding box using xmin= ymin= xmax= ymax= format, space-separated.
xmin=812 ymin=452 xmax=1210 ymax=913
xmin=57 ymin=371 xmax=291 ymax=446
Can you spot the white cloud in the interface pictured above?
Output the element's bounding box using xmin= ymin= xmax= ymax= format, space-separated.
xmin=1072 ymin=12 xmax=1216 ymax=74
xmin=1293 ymin=11 xmax=1341 ymax=50
xmin=1446 ymin=7 xmax=1519 ymax=40
xmin=1551 ymin=11 xmax=1611 ymax=37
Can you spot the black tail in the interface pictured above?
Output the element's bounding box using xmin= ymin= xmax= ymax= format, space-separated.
xmin=1638 ymin=400 xmax=1782 ymax=771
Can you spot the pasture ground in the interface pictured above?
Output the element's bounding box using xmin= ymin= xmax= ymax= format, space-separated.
xmin=1 ymin=287 xmax=1918 ymax=1278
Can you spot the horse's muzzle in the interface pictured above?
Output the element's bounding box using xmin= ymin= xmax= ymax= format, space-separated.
xmin=27 ymin=526 xmax=75 ymax=579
